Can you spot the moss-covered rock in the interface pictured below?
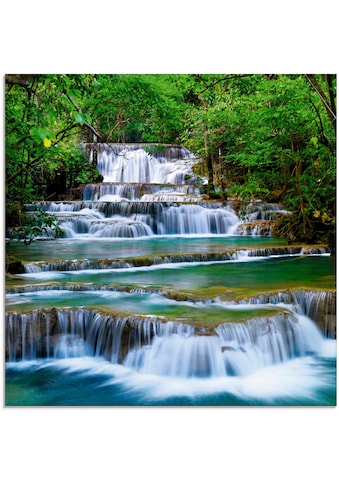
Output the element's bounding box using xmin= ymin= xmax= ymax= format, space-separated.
xmin=6 ymin=255 xmax=25 ymax=274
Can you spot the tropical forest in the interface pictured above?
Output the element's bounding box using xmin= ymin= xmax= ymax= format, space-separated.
xmin=5 ymin=73 xmax=336 ymax=406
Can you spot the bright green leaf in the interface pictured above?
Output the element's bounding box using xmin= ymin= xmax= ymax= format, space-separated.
xmin=74 ymin=112 xmax=85 ymax=124
xmin=84 ymin=113 xmax=92 ymax=125
xmin=310 ymin=136 xmax=318 ymax=148
xmin=29 ymin=127 xmax=48 ymax=143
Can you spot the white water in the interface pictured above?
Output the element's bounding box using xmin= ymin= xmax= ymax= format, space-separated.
xmin=106 ymin=353 xmax=334 ymax=403
xmin=83 ymin=183 xmax=200 ymax=202
xmin=7 ymin=144 xmax=335 ymax=403
xmin=122 ymin=312 xmax=327 ymax=378
xmin=6 ymin=303 xmax=330 ymax=382
xmin=24 ymin=144 xmax=243 ymax=238
xmin=89 ymin=218 xmax=154 ymax=238
xmin=94 ymin=145 xmax=197 ymax=184
xmin=46 ymin=203 xmax=240 ymax=238
xmin=6 ymin=337 xmax=335 ymax=405
xmin=6 ymin=330 xmax=334 ymax=408
xmin=19 ymin=246 xmax=310 ymax=273
xmin=24 ymin=144 xmax=301 ymax=238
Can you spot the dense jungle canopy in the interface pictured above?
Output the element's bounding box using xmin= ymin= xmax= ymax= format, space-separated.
xmin=5 ymin=73 xmax=336 ymax=249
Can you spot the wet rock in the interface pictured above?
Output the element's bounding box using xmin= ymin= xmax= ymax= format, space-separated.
xmin=6 ymin=256 xmax=25 ymax=274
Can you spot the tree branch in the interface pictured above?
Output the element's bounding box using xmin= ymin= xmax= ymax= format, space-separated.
xmin=307 ymin=95 xmax=334 ymax=154
xmin=63 ymin=91 xmax=103 ymax=140
xmin=55 ymin=123 xmax=80 ymax=143
xmin=305 ymin=74 xmax=336 ymax=134
xmin=105 ymin=118 xmax=130 ymax=142
xmin=198 ymin=74 xmax=250 ymax=94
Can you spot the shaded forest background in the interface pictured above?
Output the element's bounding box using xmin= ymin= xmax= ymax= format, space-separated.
xmin=5 ymin=74 xmax=336 ymax=249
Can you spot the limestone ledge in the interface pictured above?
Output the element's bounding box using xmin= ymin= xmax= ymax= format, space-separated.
xmin=6 ymin=244 xmax=331 ymax=274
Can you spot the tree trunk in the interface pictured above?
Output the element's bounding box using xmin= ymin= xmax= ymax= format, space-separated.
xmin=326 ymin=74 xmax=336 ymax=136
xmin=201 ymin=98 xmax=215 ymax=195
xmin=92 ymin=123 xmax=98 ymax=168
xmin=306 ymin=74 xmax=336 ymax=136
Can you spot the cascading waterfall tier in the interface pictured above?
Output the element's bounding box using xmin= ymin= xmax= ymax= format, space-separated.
xmin=22 ymin=141 xmax=242 ymax=238
xmin=7 ymin=287 xmax=335 ymax=339
xmin=83 ymin=183 xmax=201 ymax=202
xmin=5 ymin=305 xmax=326 ymax=378
xmin=235 ymin=202 xmax=293 ymax=236
xmin=5 ymin=308 xmax=167 ymax=362
xmin=27 ymin=200 xmax=240 ymax=238
xmin=20 ymin=245 xmax=330 ymax=273
xmin=240 ymin=289 xmax=336 ymax=338
xmin=242 ymin=202 xmax=292 ymax=223
xmin=21 ymin=144 xmax=299 ymax=239
xmin=87 ymin=143 xmax=198 ymax=185
xmin=5 ymin=143 xmax=336 ymax=406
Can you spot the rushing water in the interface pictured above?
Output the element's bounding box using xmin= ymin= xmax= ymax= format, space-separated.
xmin=5 ymin=351 xmax=336 ymax=406
xmin=5 ymin=144 xmax=336 ymax=406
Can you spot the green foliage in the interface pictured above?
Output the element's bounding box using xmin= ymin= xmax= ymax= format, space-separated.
xmin=229 ymin=179 xmax=270 ymax=201
xmin=74 ymin=158 xmax=103 ymax=184
xmin=179 ymin=74 xmax=336 ymax=244
xmin=7 ymin=208 xmax=64 ymax=245
xmin=83 ymin=74 xmax=186 ymax=143
xmin=5 ymin=73 xmax=336 ymax=246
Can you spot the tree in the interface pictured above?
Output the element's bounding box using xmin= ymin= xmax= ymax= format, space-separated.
xmin=83 ymin=74 xmax=186 ymax=144
xmin=179 ymin=74 xmax=336 ymax=246
xmin=305 ymin=74 xmax=336 ymax=136
xmin=5 ymin=74 xmax=101 ymax=230
xmin=6 ymin=73 xmax=336 ymax=248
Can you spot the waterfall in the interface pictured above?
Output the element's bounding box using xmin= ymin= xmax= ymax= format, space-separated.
xmin=234 ymin=202 xmax=293 ymax=236
xmin=242 ymin=202 xmax=292 ymax=222
xmin=242 ymin=290 xmax=336 ymax=338
xmin=5 ymin=306 xmax=327 ymax=379
xmin=124 ymin=333 xmax=224 ymax=378
xmin=28 ymin=200 xmax=240 ymax=238
xmin=89 ymin=143 xmax=197 ymax=184
xmin=24 ymin=140 xmax=242 ymax=238
xmin=6 ymin=142 xmax=335 ymax=407
xmin=83 ymin=183 xmax=200 ymax=202
xmin=123 ymin=313 xmax=324 ymax=378
xmin=18 ymin=144 xmax=309 ymax=240
xmin=89 ymin=219 xmax=154 ymax=238
xmin=21 ymin=246 xmax=326 ymax=273
xmin=28 ymin=144 xmax=315 ymax=239
xmin=7 ymin=286 xmax=334 ymax=341
xmin=215 ymin=314 xmax=322 ymax=376
xmin=5 ymin=309 xmax=168 ymax=362
xmin=236 ymin=221 xmax=274 ymax=236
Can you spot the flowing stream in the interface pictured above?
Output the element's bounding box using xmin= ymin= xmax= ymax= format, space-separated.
xmin=5 ymin=144 xmax=336 ymax=406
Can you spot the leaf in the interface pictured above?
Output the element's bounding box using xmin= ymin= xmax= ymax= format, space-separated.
xmin=48 ymin=111 xmax=56 ymax=125
xmin=29 ymin=127 xmax=54 ymax=144
xmin=74 ymin=112 xmax=85 ymax=124
xmin=310 ymin=136 xmax=318 ymax=148
xmin=84 ymin=113 xmax=92 ymax=125
xmin=43 ymin=137 xmax=52 ymax=148
xmin=69 ymin=89 xmax=82 ymax=99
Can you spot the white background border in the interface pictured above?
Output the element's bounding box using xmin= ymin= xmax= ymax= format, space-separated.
xmin=1 ymin=2 xmax=337 ymax=484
